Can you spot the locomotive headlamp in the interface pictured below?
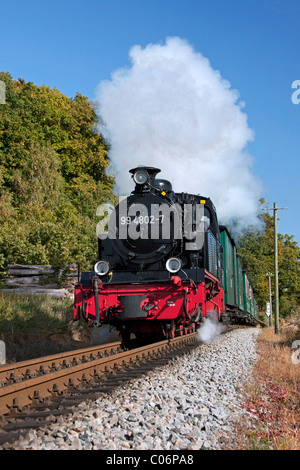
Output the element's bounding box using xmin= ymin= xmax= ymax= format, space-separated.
xmin=133 ymin=169 xmax=149 ymax=185
xmin=166 ymin=257 xmax=182 ymax=273
xmin=94 ymin=260 xmax=110 ymax=276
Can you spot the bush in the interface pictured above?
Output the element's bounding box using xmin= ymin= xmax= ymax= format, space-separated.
xmin=0 ymin=292 xmax=91 ymax=362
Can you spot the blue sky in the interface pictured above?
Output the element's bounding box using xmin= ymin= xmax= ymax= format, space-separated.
xmin=1 ymin=0 xmax=299 ymax=242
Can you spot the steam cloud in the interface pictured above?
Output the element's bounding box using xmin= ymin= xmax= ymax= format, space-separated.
xmin=197 ymin=317 xmax=222 ymax=343
xmin=96 ymin=37 xmax=262 ymax=230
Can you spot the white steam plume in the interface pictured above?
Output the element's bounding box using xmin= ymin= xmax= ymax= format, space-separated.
xmin=197 ymin=317 xmax=222 ymax=344
xmin=96 ymin=37 xmax=262 ymax=230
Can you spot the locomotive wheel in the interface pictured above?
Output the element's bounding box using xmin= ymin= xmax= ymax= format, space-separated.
xmin=166 ymin=321 xmax=175 ymax=339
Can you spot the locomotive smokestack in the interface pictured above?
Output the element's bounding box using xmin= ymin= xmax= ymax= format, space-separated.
xmin=129 ymin=166 xmax=161 ymax=193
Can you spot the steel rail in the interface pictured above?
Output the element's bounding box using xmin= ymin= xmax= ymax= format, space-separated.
xmin=0 ymin=333 xmax=197 ymax=418
xmin=0 ymin=341 xmax=122 ymax=386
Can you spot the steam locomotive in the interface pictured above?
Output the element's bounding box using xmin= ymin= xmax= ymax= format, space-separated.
xmin=74 ymin=166 xmax=258 ymax=341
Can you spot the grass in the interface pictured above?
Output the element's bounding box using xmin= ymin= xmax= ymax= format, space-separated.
xmin=0 ymin=292 xmax=91 ymax=362
xmin=229 ymin=313 xmax=300 ymax=450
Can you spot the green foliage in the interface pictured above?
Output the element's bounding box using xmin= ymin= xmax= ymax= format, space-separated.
xmin=0 ymin=292 xmax=69 ymax=331
xmin=0 ymin=72 xmax=114 ymax=273
xmin=0 ymin=73 xmax=109 ymax=181
xmin=0 ymin=292 xmax=90 ymax=361
xmin=236 ymin=204 xmax=300 ymax=319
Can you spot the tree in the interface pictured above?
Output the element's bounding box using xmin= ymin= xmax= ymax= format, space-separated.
xmin=0 ymin=72 xmax=114 ymax=272
xmin=236 ymin=204 xmax=300 ymax=318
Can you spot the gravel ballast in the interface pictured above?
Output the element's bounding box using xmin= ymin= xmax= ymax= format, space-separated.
xmin=2 ymin=324 xmax=260 ymax=450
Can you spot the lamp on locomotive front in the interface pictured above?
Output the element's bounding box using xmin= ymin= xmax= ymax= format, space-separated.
xmin=94 ymin=260 xmax=110 ymax=276
xmin=166 ymin=257 xmax=182 ymax=273
xmin=129 ymin=166 xmax=161 ymax=194
xmin=133 ymin=168 xmax=149 ymax=185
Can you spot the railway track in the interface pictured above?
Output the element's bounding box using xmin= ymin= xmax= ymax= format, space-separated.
xmin=0 ymin=332 xmax=198 ymax=445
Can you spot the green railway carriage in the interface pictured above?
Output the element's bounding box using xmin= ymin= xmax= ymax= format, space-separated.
xmin=220 ymin=225 xmax=258 ymax=324
xmin=254 ymin=300 xmax=259 ymax=319
xmin=220 ymin=226 xmax=237 ymax=307
xmin=243 ymin=272 xmax=251 ymax=314
xmin=250 ymin=291 xmax=258 ymax=319
xmin=236 ymin=255 xmax=244 ymax=311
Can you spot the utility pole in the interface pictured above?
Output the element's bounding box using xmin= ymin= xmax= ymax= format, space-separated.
xmin=265 ymin=272 xmax=273 ymax=326
xmin=262 ymin=203 xmax=288 ymax=334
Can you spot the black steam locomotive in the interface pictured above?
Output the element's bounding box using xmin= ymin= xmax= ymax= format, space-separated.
xmin=74 ymin=166 xmax=258 ymax=340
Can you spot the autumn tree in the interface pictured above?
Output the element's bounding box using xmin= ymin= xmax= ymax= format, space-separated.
xmin=0 ymin=72 xmax=114 ymax=272
xmin=236 ymin=206 xmax=300 ymax=318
